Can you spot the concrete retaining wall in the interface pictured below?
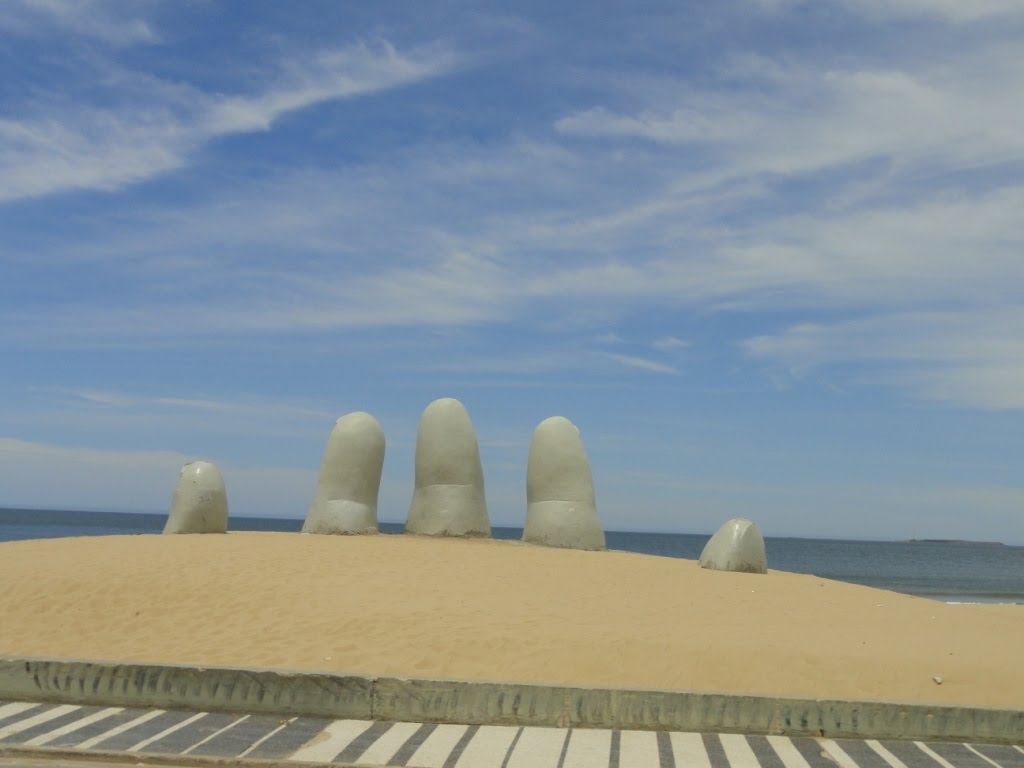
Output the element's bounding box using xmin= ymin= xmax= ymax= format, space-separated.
xmin=1 ymin=656 xmax=1020 ymax=744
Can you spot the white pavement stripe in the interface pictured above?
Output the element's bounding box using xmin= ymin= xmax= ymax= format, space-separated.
xmin=915 ymin=742 xmax=958 ymax=768
xmin=0 ymin=703 xmax=39 ymax=722
xmin=290 ymin=719 xmax=373 ymax=762
xmin=76 ymin=709 xmax=166 ymax=750
xmin=621 ymin=730 xmax=660 ymax=768
xmin=181 ymin=714 xmax=250 ymax=755
xmin=127 ymin=711 xmax=207 ymax=752
xmin=671 ymin=732 xmax=713 ymax=768
xmin=1016 ymin=747 xmax=1024 ymax=756
xmin=408 ymin=724 xmax=470 ymax=768
xmin=505 ymin=726 xmax=567 ymax=768
xmin=25 ymin=707 xmax=123 ymax=746
xmin=561 ymin=728 xmax=612 ymax=768
xmin=0 ymin=704 xmax=79 ymax=739
xmin=237 ymin=717 xmax=295 ymax=759
xmin=721 ymin=733 xmax=763 ymax=768
xmin=818 ymin=739 xmax=860 ymax=768
xmin=866 ymin=739 xmax=911 ymax=768
xmin=455 ymin=724 xmax=521 ymax=768
xmin=767 ymin=735 xmax=815 ymax=768
xmin=358 ymin=721 xmax=422 ymax=765
xmin=965 ymin=744 xmax=1007 ymax=768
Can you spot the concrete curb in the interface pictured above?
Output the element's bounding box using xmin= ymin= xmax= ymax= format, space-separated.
xmin=1 ymin=656 xmax=1021 ymax=744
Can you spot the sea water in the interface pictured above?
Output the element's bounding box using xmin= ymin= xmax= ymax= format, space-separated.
xmin=1 ymin=507 xmax=1022 ymax=604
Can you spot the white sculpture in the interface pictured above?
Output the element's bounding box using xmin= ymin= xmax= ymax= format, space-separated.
xmin=302 ymin=411 xmax=385 ymax=535
xmin=699 ymin=518 xmax=767 ymax=574
xmin=523 ymin=416 xmax=605 ymax=550
xmin=163 ymin=461 xmax=228 ymax=534
xmin=406 ymin=398 xmax=490 ymax=537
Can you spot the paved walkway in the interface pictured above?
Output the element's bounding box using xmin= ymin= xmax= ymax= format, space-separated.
xmin=1 ymin=700 xmax=1022 ymax=768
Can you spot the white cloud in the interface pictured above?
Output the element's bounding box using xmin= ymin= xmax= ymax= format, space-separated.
xmin=0 ymin=0 xmax=157 ymax=44
xmin=652 ymin=336 xmax=688 ymax=350
xmin=35 ymin=387 xmax=337 ymax=421
xmin=748 ymin=0 xmax=1024 ymax=22
xmin=508 ymin=184 xmax=1024 ymax=310
xmin=5 ymin=173 xmax=1023 ymax=421
xmin=417 ymin=353 xmax=588 ymax=377
xmin=201 ymin=41 xmax=460 ymax=135
xmin=0 ymin=111 xmax=186 ymax=200
xmin=850 ymin=0 xmax=1024 ymax=21
xmin=742 ymin=308 xmax=1024 ymax=409
xmin=3 ymin=6 xmax=1022 ymax=417
xmin=556 ymin=46 xmax=1024 ymax=183
xmin=604 ymin=353 xmax=678 ymax=375
xmin=0 ymin=40 xmax=463 ymax=203
xmin=1 ymin=246 xmax=518 ymax=345
xmin=848 ymin=0 xmax=1024 ymax=23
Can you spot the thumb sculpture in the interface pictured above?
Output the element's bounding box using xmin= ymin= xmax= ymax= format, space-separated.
xmin=163 ymin=460 xmax=228 ymax=534
xmin=302 ymin=411 xmax=385 ymax=535
xmin=699 ymin=518 xmax=767 ymax=574
xmin=406 ymin=397 xmax=491 ymax=537
xmin=523 ymin=416 xmax=606 ymax=550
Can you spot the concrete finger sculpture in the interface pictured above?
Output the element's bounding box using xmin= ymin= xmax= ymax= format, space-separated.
xmin=406 ymin=397 xmax=491 ymax=537
xmin=163 ymin=460 xmax=228 ymax=534
xmin=698 ymin=517 xmax=767 ymax=574
xmin=302 ymin=411 xmax=385 ymax=535
xmin=523 ymin=416 xmax=606 ymax=550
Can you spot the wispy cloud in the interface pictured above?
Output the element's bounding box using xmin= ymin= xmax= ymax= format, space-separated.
xmin=33 ymin=387 xmax=338 ymax=422
xmin=556 ymin=46 xmax=1024 ymax=184
xmin=652 ymin=336 xmax=688 ymax=350
xmin=0 ymin=0 xmax=157 ymax=44
xmin=742 ymin=308 xmax=1024 ymax=409
xmin=848 ymin=0 xmax=1024 ymax=21
xmin=2 ymin=0 xmax=1022 ymax=421
xmin=200 ymin=41 xmax=461 ymax=135
xmin=0 ymin=40 xmax=463 ymax=203
xmin=5 ymin=166 xmax=1023 ymax=415
xmin=751 ymin=0 xmax=1024 ymax=23
xmin=604 ymin=353 xmax=678 ymax=375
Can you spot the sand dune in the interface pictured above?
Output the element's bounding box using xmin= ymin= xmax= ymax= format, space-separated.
xmin=1 ymin=532 xmax=1021 ymax=708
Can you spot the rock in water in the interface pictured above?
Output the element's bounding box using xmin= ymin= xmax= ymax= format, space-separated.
xmin=302 ymin=411 xmax=385 ymax=535
xmin=699 ymin=518 xmax=767 ymax=574
xmin=406 ymin=398 xmax=490 ymax=537
xmin=163 ymin=461 xmax=228 ymax=534
xmin=523 ymin=416 xmax=605 ymax=550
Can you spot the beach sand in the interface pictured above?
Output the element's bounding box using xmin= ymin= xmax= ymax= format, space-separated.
xmin=0 ymin=532 xmax=1021 ymax=708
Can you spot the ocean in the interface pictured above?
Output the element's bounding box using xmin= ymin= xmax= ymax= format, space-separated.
xmin=2 ymin=507 xmax=1022 ymax=604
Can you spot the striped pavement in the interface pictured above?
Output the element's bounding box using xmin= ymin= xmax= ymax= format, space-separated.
xmin=0 ymin=700 xmax=1021 ymax=767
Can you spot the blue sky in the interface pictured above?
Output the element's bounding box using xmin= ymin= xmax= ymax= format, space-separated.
xmin=1 ymin=0 xmax=1023 ymax=543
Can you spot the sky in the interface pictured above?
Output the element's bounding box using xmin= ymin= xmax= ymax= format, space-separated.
xmin=1 ymin=0 xmax=1022 ymax=543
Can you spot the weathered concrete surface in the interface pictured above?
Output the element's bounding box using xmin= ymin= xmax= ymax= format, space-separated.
xmin=406 ymin=398 xmax=490 ymax=538
xmin=302 ymin=412 xmax=385 ymax=535
xmin=699 ymin=518 xmax=768 ymax=574
xmin=1 ymin=657 xmax=1021 ymax=743
xmin=522 ymin=416 xmax=606 ymax=551
xmin=0 ymin=657 xmax=371 ymax=721
xmin=163 ymin=462 xmax=228 ymax=535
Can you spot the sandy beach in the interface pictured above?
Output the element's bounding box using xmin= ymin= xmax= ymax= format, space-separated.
xmin=0 ymin=532 xmax=1021 ymax=709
